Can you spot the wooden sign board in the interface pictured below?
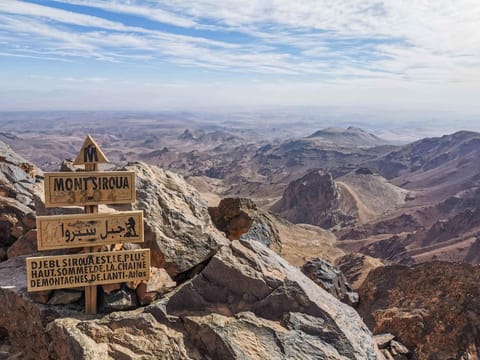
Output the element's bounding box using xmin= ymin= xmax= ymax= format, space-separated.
xmin=44 ymin=171 xmax=136 ymax=207
xmin=36 ymin=211 xmax=144 ymax=250
xmin=73 ymin=134 xmax=109 ymax=165
xmin=27 ymin=249 xmax=150 ymax=292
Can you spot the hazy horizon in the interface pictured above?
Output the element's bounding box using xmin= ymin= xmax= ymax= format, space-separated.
xmin=1 ymin=107 xmax=480 ymax=143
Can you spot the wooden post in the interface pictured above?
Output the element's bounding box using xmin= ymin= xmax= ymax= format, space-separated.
xmin=84 ymin=162 xmax=98 ymax=315
xmin=27 ymin=135 xmax=147 ymax=315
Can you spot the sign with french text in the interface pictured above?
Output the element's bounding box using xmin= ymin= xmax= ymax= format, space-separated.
xmin=36 ymin=211 xmax=144 ymax=250
xmin=27 ymin=249 xmax=150 ymax=292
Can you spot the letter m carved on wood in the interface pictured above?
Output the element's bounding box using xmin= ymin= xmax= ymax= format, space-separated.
xmin=84 ymin=144 xmax=98 ymax=162
xmin=74 ymin=134 xmax=109 ymax=165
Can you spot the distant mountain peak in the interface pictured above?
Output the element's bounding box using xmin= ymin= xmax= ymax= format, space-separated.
xmin=178 ymin=129 xmax=195 ymax=140
xmin=306 ymin=127 xmax=387 ymax=148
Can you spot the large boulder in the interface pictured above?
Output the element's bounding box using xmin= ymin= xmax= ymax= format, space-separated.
xmin=0 ymin=140 xmax=41 ymax=208
xmin=357 ymin=262 xmax=480 ymax=359
xmin=47 ymin=312 xmax=194 ymax=360
xmin=184 ymin=311 xmax=361 ymax=359
xmin=208 ymin=197 xmax=281 ymax=253
xmin=0 ymin=140 xmax=41 ymax=255
xmin=164 ymin=239 xmax=378 ymax=360
xmin=119 ymin=162 xmax=228 ymax=277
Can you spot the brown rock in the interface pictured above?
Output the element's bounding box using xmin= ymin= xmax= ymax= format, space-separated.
xmin=208 ymin=198 xmax=281 ymax=252
xmin=117 ymin=162 xmax=228 ymax=277
xmin=10 ymin=226 xmax=24 ymax=240
xmin=102 ymin=283 xmax=121 ymax=294
xmin=20 ymin=212 xmax=36 ymax=231
xmin=0 ymin=197 xmax=32 ymax=248
xmin=7 ymin=229 xmax=37 ymax=258
xmin=335 ymin=252 xmax=384 ymax=289
xmin=271 ymin=170 xmax=356 ymax=228
xmin=29 ymin=291 xmax=51 ymax=304
xmin=137 ymin=267 xmax=176 ymax=305
xmin=381 ymin=349 xmax=394 ymax=360
xmin=358 ymin=262 xmax=480 ymax=359
xmin=0 ymin=257 xmax=79 ymax=359
xmin=48 ymin=290 xmax=82 ymax=305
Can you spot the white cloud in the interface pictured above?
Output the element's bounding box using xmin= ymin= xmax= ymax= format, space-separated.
xmin=1 ymin=0 xmax=480 ymax=110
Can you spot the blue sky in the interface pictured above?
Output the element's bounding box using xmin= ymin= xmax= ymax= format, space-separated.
xmin=0 ymin=0 xmax=480 ymax=111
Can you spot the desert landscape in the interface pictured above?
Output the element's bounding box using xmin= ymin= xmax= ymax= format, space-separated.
xmin=2 ymin=0 xmax=480 ymax=359
xmin=1 ymin=111 xmax=480 ymax=358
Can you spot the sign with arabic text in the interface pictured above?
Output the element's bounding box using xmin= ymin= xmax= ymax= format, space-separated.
xmin=44 ymin=171 xmax=136 ymax=207
xmin=27 ymin=249 xmax=150 ymax=292
xmin=36 ymin=211 xmax=144 ymax=250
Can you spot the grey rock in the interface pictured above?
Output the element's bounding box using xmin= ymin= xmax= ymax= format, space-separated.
xmin=100 ymin=288 xmax=138 ymax=313
xmin=184 ymin=311 xmax=352 ymax=360
xmin=374 ymin=333 xmax=395 ymax=349
xmin=209 ymin=198 xmax=282 ymax=253
xmin=0 ymin=141 xmax=42 ymax=253
xmin=302 ymin=257 xmax=359 ymax=306
xmin=0 ymin=140 xmax=42 ymax=209
xmin=47 ymin=312 xmax=195 ymax=360
xmin=166 ymin=239 xmax=378 ymax=360
xmin=59 ymin=159 xmax=76 ymax=172
xmin=117 ymin=162 xmax=228 ymax=277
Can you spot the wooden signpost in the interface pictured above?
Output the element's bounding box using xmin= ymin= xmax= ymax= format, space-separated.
xmin=27 ymin=135 xmax=150 ymax=315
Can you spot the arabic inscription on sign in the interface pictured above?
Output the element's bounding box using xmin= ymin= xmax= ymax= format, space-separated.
xmin=36 ymin=211 xmax=144 ymax=250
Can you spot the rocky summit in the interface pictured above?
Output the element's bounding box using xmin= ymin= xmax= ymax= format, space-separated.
xmin=0 ymin=150 xmax=379 ymax=359
xmin=1 ymin=133 xmax=480 ymax=359
xmin=0 ymin=239 xmax=380 ymax=359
